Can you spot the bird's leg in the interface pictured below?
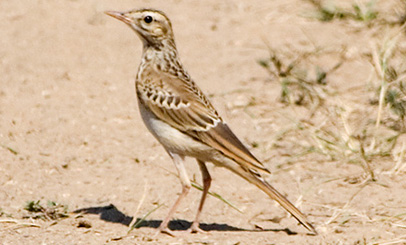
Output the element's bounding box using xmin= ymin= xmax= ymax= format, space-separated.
xmin=188 ymin=160 xmax=211 ymax=233
xmin=157 ymin=153 xmax=191 ymax=236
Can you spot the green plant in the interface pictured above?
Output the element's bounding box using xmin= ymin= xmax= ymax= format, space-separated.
xmin=258 ymin=47 xmax=341 ymax=111
xmin=24 ymin=200 xmax=69 ymax=220
xmin=307 ymin=0 xmax=377 ymax=22
xmin=353 ymin=0 xmax=377 ymax=22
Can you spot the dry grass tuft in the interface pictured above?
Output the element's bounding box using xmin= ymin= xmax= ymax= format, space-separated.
xmin=257 ymin=14 xmax=406 ymax=182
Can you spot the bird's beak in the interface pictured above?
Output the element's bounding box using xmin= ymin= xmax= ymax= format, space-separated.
xmin=104 ymin=11 xmax=132 ymax=25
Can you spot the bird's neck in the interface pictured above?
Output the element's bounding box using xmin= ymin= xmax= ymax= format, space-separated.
xmin=141 ymin=39 xmax=180 ymax=66
xmin=139 ymin=39 xmax=190 ymax=81
xmin=142 ymin=38 xmax=176 ymax=53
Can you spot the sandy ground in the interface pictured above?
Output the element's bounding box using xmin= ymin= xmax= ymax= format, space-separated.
xmin=1 ymin=0 xmax=406 ymax=244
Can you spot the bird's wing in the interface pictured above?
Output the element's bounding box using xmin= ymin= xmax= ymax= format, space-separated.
xmin=136 ymin=72 xmax=270 ymax=174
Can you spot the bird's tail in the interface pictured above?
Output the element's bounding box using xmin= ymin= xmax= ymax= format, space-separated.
xmin=219 ymin=158 xmax=317 ymax=234
xmin=248 ymin=174 xmax=317 ymax=234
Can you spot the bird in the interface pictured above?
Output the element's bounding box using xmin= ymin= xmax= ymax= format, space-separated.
xmin=105 ymin=8 xmax=316 ymax=235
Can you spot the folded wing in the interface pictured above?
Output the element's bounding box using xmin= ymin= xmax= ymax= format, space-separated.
xmin=137 ymin=72 xmax=270 ymax=174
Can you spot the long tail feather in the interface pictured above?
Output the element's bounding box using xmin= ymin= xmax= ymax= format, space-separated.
xmin=219 ymin=159 xmax=317 ymax=234
xmin=250 ymin=175 xmax=317 ymax=234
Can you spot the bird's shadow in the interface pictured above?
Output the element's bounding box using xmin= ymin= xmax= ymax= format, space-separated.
xmin=73 ymin=204 xmax=298 ymax=235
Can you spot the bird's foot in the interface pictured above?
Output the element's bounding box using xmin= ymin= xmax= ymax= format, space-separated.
xmin=186 ymin=222 xmax=206 ymax=233
xmin=154 ymin=225 xmax=176 ymax=237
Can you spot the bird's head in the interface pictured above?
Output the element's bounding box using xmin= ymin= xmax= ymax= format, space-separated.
xmin=105 ymin=8 xmax=174 ymax=47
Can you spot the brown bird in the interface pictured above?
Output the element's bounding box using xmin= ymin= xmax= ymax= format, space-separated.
xmin=105 ymin=8 xmax=316 ymax=235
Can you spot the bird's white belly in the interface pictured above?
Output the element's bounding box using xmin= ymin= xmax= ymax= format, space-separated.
xmin=138 ymin=100 xmax=213 ymax=157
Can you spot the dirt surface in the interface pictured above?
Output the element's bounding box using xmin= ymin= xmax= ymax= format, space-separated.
xmin=1 ymin=0 xmax=406 ymax=244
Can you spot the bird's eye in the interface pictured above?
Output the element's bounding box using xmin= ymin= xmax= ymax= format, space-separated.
xmin=144 ymin=16 xmax=153 ymax=23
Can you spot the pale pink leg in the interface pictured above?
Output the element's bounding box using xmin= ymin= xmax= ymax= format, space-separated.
xmin=188 ymin=160 xmax=211 ymax=233
xmin=157 ymin=153 xmax=191 ymax=236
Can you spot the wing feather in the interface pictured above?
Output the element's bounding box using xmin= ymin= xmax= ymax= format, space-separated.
xmin=137 ymin=69 xmax=270 ymax=174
